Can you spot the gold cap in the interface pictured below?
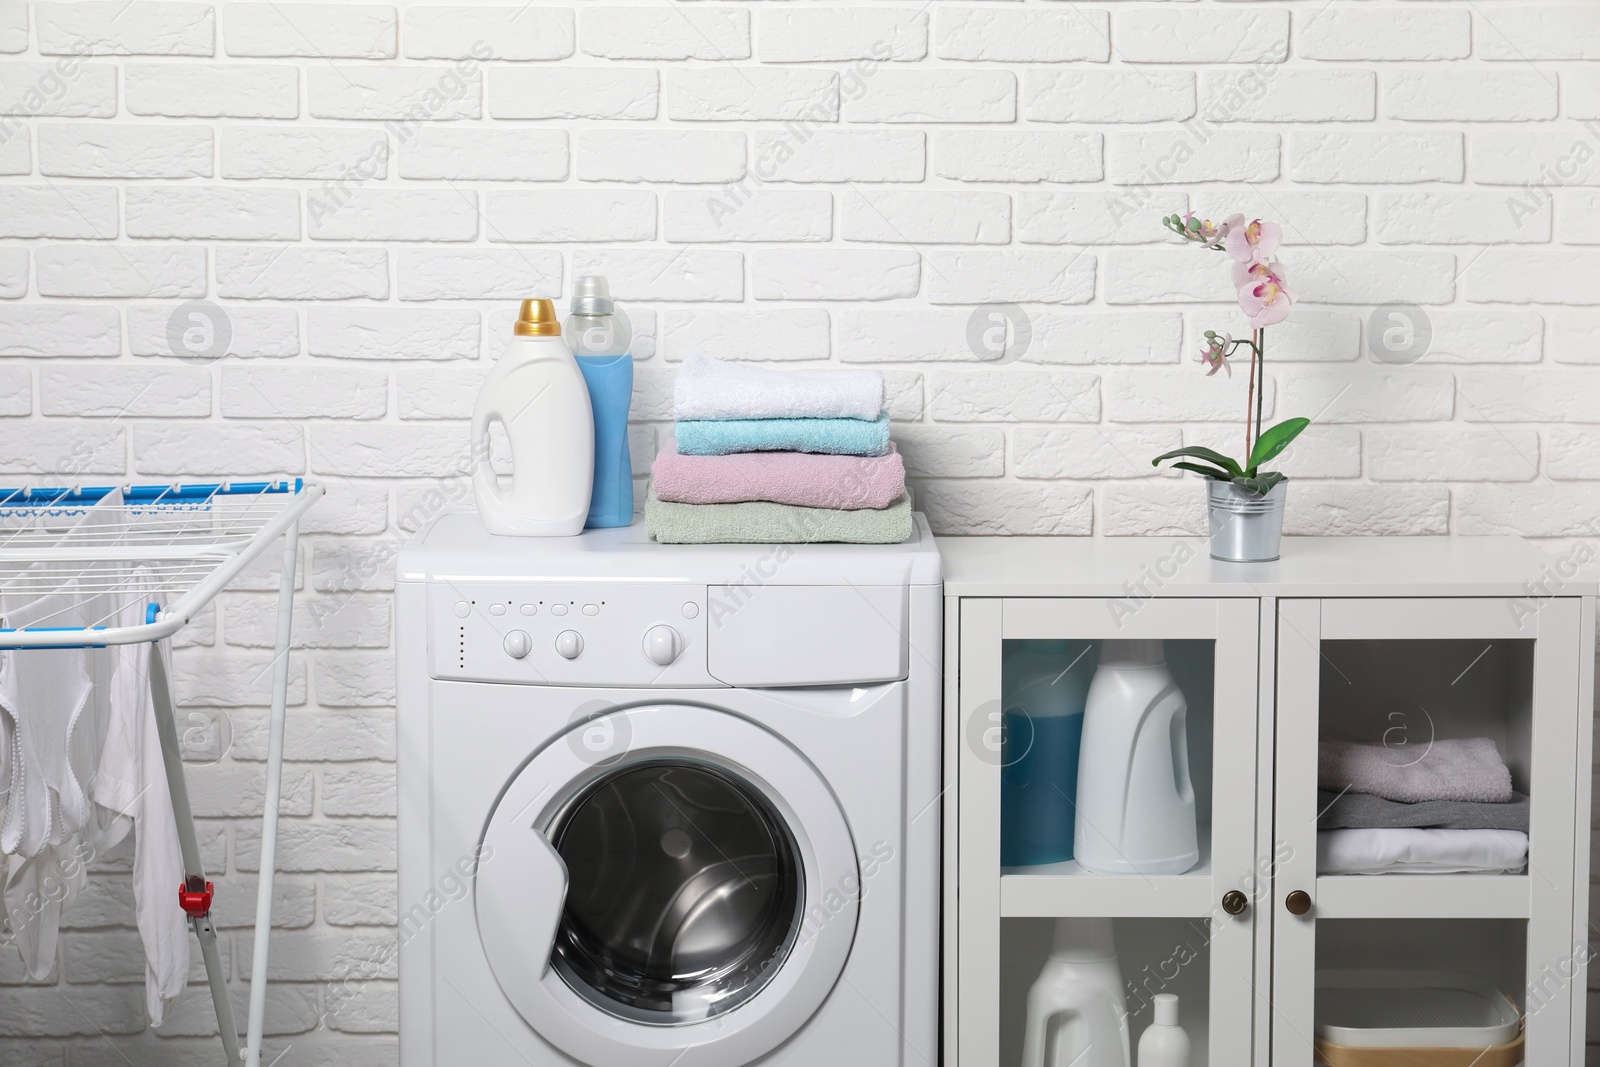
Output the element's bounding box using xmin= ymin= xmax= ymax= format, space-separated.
xmin=514 ymin=298 xmax=561 ymax=337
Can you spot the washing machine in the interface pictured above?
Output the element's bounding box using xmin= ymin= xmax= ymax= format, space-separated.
xmin=395 ymin=513 xmax=942 ymax=1067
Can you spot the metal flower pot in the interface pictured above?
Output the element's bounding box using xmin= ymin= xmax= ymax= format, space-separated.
xmin=1207 ymin=480 xmax=1286 ymax=563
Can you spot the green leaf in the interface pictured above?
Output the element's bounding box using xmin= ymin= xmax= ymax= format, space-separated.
xmin=1246 ymin=417 xmax=1310 ymax=472
xmin=1172 ymin=462 xmax=1235 ymax=481
xmin=1232 ymin=471 xmax=1286 ymax=496
xmin=1151 ymin=446 xmax=1243 ymax=479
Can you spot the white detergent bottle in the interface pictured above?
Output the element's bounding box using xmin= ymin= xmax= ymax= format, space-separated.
xmin=1021 ymin=918 xmax=1130 ymax=1067
xmin=1137 ymin=993 xmax=1192 ymax=1067
xmin=472 ymin=298 xmax=594 ymax=536
xmin=1074 ymin=640 xmax=1199 ymax=876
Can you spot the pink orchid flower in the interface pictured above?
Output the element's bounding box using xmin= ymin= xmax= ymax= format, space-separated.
xmin=1238 ymin=262 xmax=1296 ymax=328
xmin=1231 ymin=257 xmax=1287 ymax=291
xmin=1224 ymin=218 xmax=1282 ymax=268
xmin=1198 ymin=333 xmax=1232 ymax=376
xmin=1182 ymin=211 xmax=1245 ymax=245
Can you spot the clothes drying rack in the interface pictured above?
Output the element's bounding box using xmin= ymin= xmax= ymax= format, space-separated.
xmin=0 ymin=479 xmax=323 ymax=1067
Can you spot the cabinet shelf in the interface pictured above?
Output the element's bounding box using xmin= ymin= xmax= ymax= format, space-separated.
xmin=1000 ymin=828 xmax=1214 ymax=918
xmin=1315 ymin=874 xmax=1531 ymax=920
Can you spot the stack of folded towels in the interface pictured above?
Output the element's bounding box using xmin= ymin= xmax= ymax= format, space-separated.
xmin=1316 ymin=737 xmax=1529 ymax=875
xmin=645 ymin=355 xmax=912 ymax=545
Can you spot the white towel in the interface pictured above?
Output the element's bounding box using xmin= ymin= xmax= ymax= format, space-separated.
xmin=1317 ymin=828 xmax=1529 ymax=875
xmin=90 ymin=568 xmax=187 ymax=1026
xmin=673 ymin=355 xmax=886 ymax=422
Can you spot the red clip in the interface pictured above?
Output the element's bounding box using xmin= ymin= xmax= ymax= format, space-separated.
xmin=178 ymin=880 xmax=214 ymax=918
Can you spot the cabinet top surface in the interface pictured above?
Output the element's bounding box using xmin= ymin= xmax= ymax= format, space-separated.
xmin=937 ymin=536 xmax=1596 ymax=598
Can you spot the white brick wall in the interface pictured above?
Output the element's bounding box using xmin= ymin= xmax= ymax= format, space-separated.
xmin=1 ymin=0 xmax=1599 ymax=1062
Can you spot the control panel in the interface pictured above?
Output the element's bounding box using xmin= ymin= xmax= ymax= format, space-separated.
xmin=428 ymin=582 xmax=720 ymax=687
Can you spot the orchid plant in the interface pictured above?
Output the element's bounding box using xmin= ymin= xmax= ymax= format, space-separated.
xmin=1151 ymin=212 xmax=1310 ymax=497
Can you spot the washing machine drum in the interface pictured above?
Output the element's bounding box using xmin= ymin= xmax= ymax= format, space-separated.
xmin=475 ymin=705 xmax=860 ymax=1067
xmin=552 ymin=761 xmax=801 ymax=1021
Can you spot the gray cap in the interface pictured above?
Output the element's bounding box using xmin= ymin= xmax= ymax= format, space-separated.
xmin=1048 ymin=917 xmax=1118 ymax=962
xmin=1098 ymin=639 xmax=1165 ymax=668
xmin=571 ymin=275 xmax=614 ymax=316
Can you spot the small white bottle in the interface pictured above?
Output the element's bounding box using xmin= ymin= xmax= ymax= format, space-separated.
xmin=1137 ymin=993 xmax=1191 ymax=1067
xmin=471 ymin=298 xmax=594 ymax=536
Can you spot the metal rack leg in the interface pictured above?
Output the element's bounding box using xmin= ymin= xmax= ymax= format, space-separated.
xmin=150 ymin=643 xmax=243 ymax=1067
xmin=245 ymin=522 xmax=299 ymax=1067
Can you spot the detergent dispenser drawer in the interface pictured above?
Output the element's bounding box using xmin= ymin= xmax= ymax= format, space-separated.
xmin=706 ymin=585 xmax=908 ymax=687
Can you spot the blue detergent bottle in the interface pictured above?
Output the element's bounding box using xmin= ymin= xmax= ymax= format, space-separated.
xmin=567 ymin=276 xmax=634 ymax=529
xmin=1001 ymin=640 xmax=1096 ymax=867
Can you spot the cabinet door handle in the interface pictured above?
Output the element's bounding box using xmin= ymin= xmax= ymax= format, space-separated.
xmin=1285 ymin=890 xmax=1312 ymax=916
xmin=1221 ymin=890 xmax=1249 ymax=916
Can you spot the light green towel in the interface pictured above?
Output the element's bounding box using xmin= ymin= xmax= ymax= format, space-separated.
xmin=645 ymin=487 xmax=913 ymax=544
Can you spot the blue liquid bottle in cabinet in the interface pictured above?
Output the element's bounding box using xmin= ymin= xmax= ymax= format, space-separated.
xmin=1001 ymin=641 xmax=1096 ymax=867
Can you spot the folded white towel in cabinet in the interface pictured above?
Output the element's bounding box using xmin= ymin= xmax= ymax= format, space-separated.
xmin=673 ymin=355 xmax=886 ymax=422
xmin=1317 ymin=828 xmax=1529 ymax=875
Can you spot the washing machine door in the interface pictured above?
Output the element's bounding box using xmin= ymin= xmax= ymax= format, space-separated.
xmin=475 ymin=704 xmax=859 ymax=1067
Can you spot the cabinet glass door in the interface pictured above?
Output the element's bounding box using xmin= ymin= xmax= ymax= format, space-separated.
xmin=955 ymin=597 xmax=1262 ymax=1067
xmin=1271 ymin=597 xmax=1585 ymax=1066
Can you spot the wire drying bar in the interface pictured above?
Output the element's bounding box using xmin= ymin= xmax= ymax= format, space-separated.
xmin=0 ymin=480 xmax=323 ymax=1067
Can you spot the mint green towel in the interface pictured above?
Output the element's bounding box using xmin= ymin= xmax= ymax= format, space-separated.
xmin=646 ymin=487 xmax=913 ymax=544
xmin=674 ymin=412 xmax=890 ymax=457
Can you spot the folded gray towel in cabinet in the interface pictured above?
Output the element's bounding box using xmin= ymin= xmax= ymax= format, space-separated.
xmin=1317 ymin=737 xmax=1514 ymax=804
xmin=1316 ymin=790 xmax=1529 ymax=832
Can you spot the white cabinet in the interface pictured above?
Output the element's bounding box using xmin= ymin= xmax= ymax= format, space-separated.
xmin=941 ymin=537 xmax=1595 ymax=1067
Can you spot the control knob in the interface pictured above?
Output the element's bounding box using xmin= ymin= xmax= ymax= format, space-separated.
xmin=642 ymin=625 xmax=684 ymax=666
xmin=503 ymin=630 xmax=532 ymax=659
xmin=555 ymin=630 xmax=584 ymax=660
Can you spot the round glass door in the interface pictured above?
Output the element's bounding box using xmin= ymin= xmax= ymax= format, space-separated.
xmin=475 ymin=704 xmax=859 ymax=1067
xmin=549 ymin=760 xmax=803 ymax=1025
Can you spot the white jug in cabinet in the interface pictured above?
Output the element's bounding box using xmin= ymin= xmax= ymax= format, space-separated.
xmin=1074 ymin=639 xmax=1199 ymax=876
xmin=1020 ymin=918 xmax=1130 ymax=1067
xmin=471 ymin=298 xmax=594 ymax=536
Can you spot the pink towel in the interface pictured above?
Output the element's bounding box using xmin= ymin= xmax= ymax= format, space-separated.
xmin=653 ymin=437 xmax=905 ymax=510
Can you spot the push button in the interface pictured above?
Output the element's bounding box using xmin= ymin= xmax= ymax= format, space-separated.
xmin=681 ymin=602 xmax=699 ymax=620
xmin=551 ymin=604 xmax=568 ymax=617
xmin=582 ymin=604 xmax=599 ymax=616
xmin=519 ymin=603 xmax=538 ymax=616
xmin=489 ymin=603 xmax=506 ymax=616
xmin=453 ymin=601 xmax=470 ymax=618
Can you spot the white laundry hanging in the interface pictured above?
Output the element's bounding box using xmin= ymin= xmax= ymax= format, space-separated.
xmin=0 ymin=494 xmax=188 ymax=1019
xmin=0 ymin=487 xmax=126 ymax=860
xmin=91 ymin=566 xmax=187 ymax=1026
xmin=0 ymin=585 xmax=96 ymax=980
xmin=0 ymin=492 xmax=125 ymax=981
